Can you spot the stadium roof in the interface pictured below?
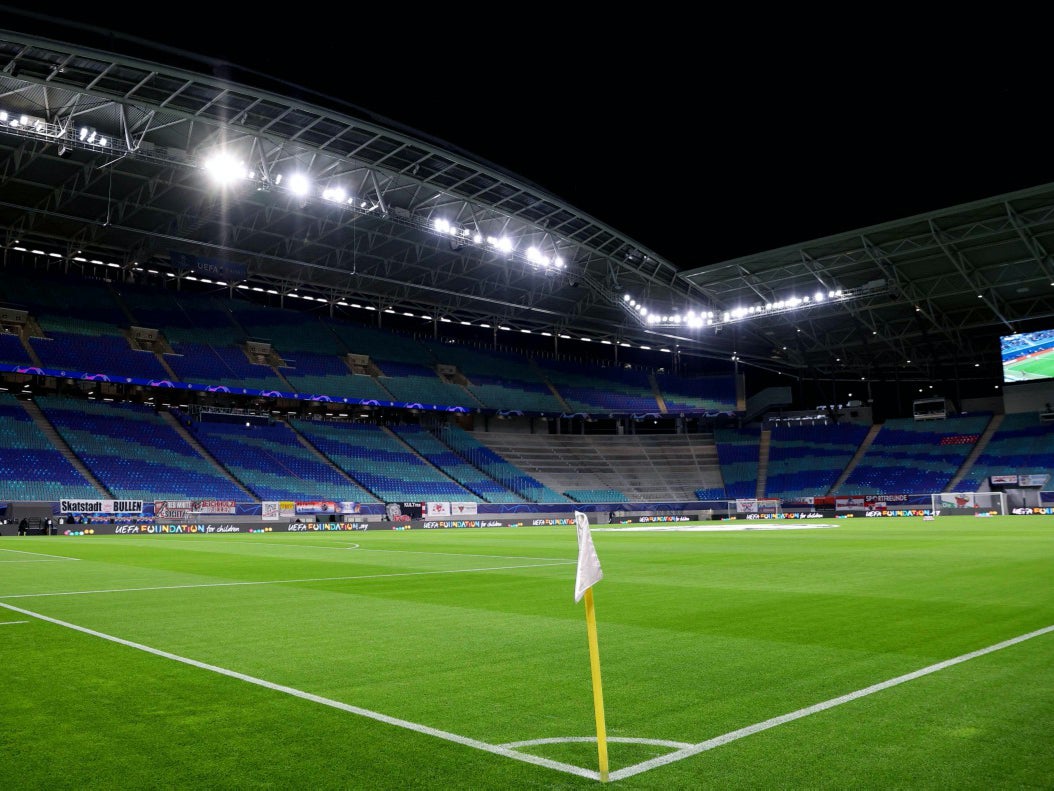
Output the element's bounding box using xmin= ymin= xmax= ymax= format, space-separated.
xmin=1 ymin=23 xmax=1053 ymax=404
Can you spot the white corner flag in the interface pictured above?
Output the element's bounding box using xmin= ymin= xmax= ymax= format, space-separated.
xmin=574 ymin=510 xmax=603 ymax=603
xmin=573 ymin=510 xmax=609 ymax=781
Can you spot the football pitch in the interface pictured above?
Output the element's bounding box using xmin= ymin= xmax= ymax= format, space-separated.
xmin=1003 ymin=346 xmax=1054 ymax=381
xmin=2 ymin=517 xmax=1053 ymax=789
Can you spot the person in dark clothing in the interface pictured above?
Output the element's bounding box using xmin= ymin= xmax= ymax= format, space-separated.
xmin=18 ymin=517 xmax=28 ymax=536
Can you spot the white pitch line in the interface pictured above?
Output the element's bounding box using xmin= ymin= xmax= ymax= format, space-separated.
xmin=609 ymin=623 xmax=1054 ymax=782
xmin=0 ymin=601 xmax=598 ymax=781
xmin=0 ymin=548 xmax=81 ymax=561
xmin=0 ymin=561 xmax=573 ymax=600
xmin=0 ymin=559 xmax=76 ymax=563
xmin=0 ymin=619 xmax=28 ymax=625
xmin=594 ymin=524 xmax=839 ymax=533
xmin=83 ymin=537 xmax=571 ymax=563
xmin=503 ymin=736 xmax=693 ymax=749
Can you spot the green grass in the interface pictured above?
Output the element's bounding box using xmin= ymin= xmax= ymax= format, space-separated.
xmin=2 ymin=517 xmax=1053 ymax=789
xmin=1004 ymin=347 xmax=1054 ymax=381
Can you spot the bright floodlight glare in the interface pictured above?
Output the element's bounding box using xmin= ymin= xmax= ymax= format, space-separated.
xmin=204 ymin=153 xmax=247 ymax=185
xmin=496 ymin=237 xmax=514 ymax=254
xmin=322 ymin=186 xmax=347 ymax=203
xmin=434 ymin=218 xmax=451 ymax=233
xmin=554 ymin=256 xmax=565 ymax=268
xmin=288 ymin=172 xmax=311 ymax=196
xmin=623 ymin=293 xmax=631 ymax=301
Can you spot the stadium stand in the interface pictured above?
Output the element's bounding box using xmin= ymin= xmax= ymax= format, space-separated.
xmin=464 ymin=430 xmax=724 ymax=502
xmin=423 ymin=341 xmax=565 ymax=413
xmin=31 ymin=319 xmax=171 ymax=381
xmin=533 ymin=358 xmax=660 ymax=413
xmin=0 ymin=392 xmax=101 ymax=500
xmin=188 ymin=414 xmax=375 ymax=502
xmin=0 ymin=331 xmax=31 ymax=365
xmin=712 ymin=426 xmax=762 ymax=499
xmin=387 ymin=424 xmax=525 ymax=503
xmin=835 ymin=414 xmax=993 ymax=495
xmin=765 ymin=423 xmax=870 ymax=499
xmin=437 ymin=424 xmax=568 ymax=503
xmin=289 ymin=419 xmax=476 ymax=503
xmin=36 ymin=396 xmax=247 ymax=501
xmin=655 ymin=372 xmax=737 ymax=414
xmin=956 ymin=412 xmax=1054 ymax=490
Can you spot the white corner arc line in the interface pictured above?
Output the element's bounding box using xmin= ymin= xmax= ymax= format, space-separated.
xmin=0 ymin=601 xmax=599 ymax=781
xmin=503 ymin=736 xmax=693 ymax=749
xmin=609 ymin=623 xmax=1054 ymax=782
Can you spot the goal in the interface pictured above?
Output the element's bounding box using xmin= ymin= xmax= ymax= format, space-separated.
xmin=930 ymin=491 xmax=1007 ymax=516
xmin=730 ymin=498 xmax=782 ymax=516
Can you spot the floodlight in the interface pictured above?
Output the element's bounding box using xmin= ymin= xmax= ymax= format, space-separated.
xmin=288 ymin=173 xmax=310 ymax=196
xmin=322 ymin=186 xmax=347 ymax=203
xmin=204 ymin=153 xmax=247 ymax=185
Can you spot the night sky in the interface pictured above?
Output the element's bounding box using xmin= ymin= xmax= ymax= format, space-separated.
xmin=5 ymin=8 xmax=1053 ymax=270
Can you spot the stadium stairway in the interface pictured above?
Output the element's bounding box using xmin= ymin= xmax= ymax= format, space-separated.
xmin=285 ymin=419 xmax=375 ymax=492
xmin=756 ymin=427 xmax=771 ymax=498
xmin=159 ymin=410 xmax=258 ymax=500
xmin=20 ymin=398 xmax=110 ymax=496
xmin=18 ymin=328 xmax=43 ymax=368
xmin=526 ymin=357 xmax=571 ymax=412
xmin=946 ymin=413 xmax=1003 ymax=491
xmin=829 ymin=422 xmax=882 ymax=494
xmin=647 ymin=370 xmax=669 ymax=413
xmin=154 ymin=349 xmax=180 ymax=382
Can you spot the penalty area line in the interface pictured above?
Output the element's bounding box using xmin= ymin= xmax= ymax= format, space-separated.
xmin=0 ymin=601 xmax=598 ymax=781
xmin=609 ymin=622 xmax=1054 ymax=782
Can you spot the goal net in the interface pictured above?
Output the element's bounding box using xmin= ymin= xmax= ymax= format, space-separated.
xmin=930 ymin=491 xmax=1007 ymax=516
xmin=730 ymin=498 xmax=782 ymax=516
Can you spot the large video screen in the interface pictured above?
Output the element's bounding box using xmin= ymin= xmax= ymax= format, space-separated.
xmin=1001 ymin=328 xmax=1054 ymax=383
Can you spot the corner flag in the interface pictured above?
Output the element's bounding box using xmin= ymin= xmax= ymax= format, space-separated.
xmin=573 ymin=510 xmax=609 ymax=781
xmin=574 ymin=510 xmax=603 ymax=603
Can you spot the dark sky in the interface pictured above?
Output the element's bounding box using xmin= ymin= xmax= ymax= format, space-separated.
xmin=7 ymin=7 xmax=1053 ymax=270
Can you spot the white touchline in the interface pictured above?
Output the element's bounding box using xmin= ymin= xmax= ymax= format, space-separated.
xmin=0 ymin=601 xmax=599 ymax=781
xmin=608 ymin=622 xmax=1054 ymax=782
xmin=0 ymin=561 xmax=574 ymax=600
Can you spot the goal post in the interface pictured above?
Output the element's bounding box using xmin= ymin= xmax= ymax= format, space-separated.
xmin=930 ymin=491 xmax=1008 ymax=516
xmin=729 ymin=498 xmax=782 ymax=516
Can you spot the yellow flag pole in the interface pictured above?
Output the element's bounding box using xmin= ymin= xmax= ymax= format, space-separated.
xmin=583 ymin=586 xmax=609 ymax=782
